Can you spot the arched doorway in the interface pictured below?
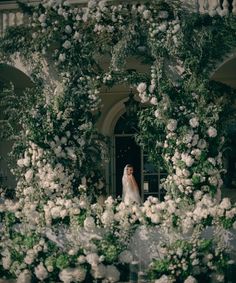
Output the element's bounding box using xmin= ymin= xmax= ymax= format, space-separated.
xmin=113 ymin=113 xmax=166 ymax=201
xmin=114 ymin=113 xmax=141 ymax=198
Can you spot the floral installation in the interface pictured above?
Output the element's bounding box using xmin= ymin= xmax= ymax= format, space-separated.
xmin=0 ymin=0 xmax=236 ymax=282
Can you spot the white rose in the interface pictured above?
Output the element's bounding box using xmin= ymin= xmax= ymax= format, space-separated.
xmin=101 ymin=210 xmax=114 ymax=226
xmin=59 ymin=267 xmax=86 ymax=283
xmin=105 ymin=265 xmax=120 ymax=283
xmin=25 ymin=169 xmax=34 ymax=182
xmin=143 ymin=10 xmax=151 ymax=19
xmin=184 ymin=275 xmax=197 ymax=283
xmin=65 ymin=25 xmax=72 ymax=34
xmin=84 ymin=216 xmax=96 ymax=231
xmin=137 ymin=82 xmax=147 ymax=93
xmin=158 ymin=11 xmax=169 ymax=19
xmin=167 ymin=119 xmax=177 ymax=132
xmin=207 ymin=126 xmax=217 ymax=138
xmin=73 ymin=31 xmax=81 ymax=41
xmin=59 ymin=53 xmax=66 ymax=62
xmin=92 ymin=264 xmax=106 ymax=279
xmin=63 ymin=40 xmax=71 ymax=49
xmin=219 ymin=198 xmax=231 ymax=210
xmin=197 ymin=139 xmax=207 ymax=149
xmin=17 ymin=159 xmax=25 ymax=167
xmin=34 ymin=263 xmax=48 ymax=281
xmin=154 ymin=109 xmax=161 ymax=118
xmin=17 ymin=270 xmax=32 ymax=283
xmin=86 ymin=253 xmax=99 ymax=267
xmin=150 ymin=96 xmax=158 ymax=105
xmin=38 ymin=14 xmax=46 ymax=23
xmin=155 ymin=274 xmax=174 ymax=283
xmin=159 ymin=23 xmax=167 ymax=32
xmin=50 ymin=206 xmax=61 ymax=218
xmin=118 ymin=250 xmax=133 ymax=264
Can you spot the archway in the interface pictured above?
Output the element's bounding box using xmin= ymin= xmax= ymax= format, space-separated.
xmin=211 ymin=54 xmax=236 ymax=201
xmin=0 ymin=64 xmax=33 ymax=193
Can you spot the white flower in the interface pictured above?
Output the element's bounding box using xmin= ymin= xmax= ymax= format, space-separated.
xmin=233 ymin=221 xmax=236 ymax=230
xmin=34 ymin=263 xmax=48 ymax=281
xmin=159 ymin=23 xmax=167 ymax=32
xmin=194 ymin=190 xmax=203 ymax=201
xmin=143 ymin=10 xmax=151 ymax=20
xmin=38 ymin=14 xmax=46 ymax=23
xmin=167 ymin=119 xmax=177 ymax=132
xmin=158 ymin=11 xmax=169 ymax=19
xmin=118 ymin=250 xmax=133 ymax=264
xmin=197 ymin=139 xmax=207 ymax=149
xmin=155 ymin=274 xmax=174 ymax=283
xmin=154 ymin=109 xmax=161 ymax=119
xmin=207 ymin=126 xmax=217 ymax=138
xmin=50 ymin=206 xmax=61 ymax=218
xmin=137 ymin=82 xmax=147 ymax=93
xmin=184 ymin=276 xmax=197 ymax=283
xmin=150 ymin=96 xmax=158 ymax=105
xmin=84 ymin=216 xmax=96 ymax=231
xmin=86 ymin=253 xmax=99 ymax=267
xmin=172 ymin=23 xmax=181 ymax=34
xmin=63 ymin=40 xmax=71 ymax=49
xmin=25 ymin=169 xmax=34 ymax=182
xmin=92 ymin=263 xmax=106 ymax=279
xmin=65 ymin=25 xmax=72 ymax=34
xmin=208 ymin=157 xmax=216 ymax=166
xmin=17 ymin=270 xmax=31 ymax=283
xmin=59 ymin=267 xmax=86 ymax=283
xmin=17 ymin=158 xmax=25 ymax=167
xmin=59 ymin=53 xmax=66 ymax=62
xmin=101 ymin=210 xmax=114 ymax=226
xmin=105 ymin=265 xmax=120 ymax=283
xmin=2 ymin=254 xmax=11 ymax=269
xmin=219 ymin=198 xmax=231 ymax=210
xmin=189 ymin=117 xmax=199 ymax=128
xmin=73 ymin=31 xmax=81 ymax=41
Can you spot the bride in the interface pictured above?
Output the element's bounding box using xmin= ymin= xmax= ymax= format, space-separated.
xmin=122 ymin=164 xmax=141 ymax=205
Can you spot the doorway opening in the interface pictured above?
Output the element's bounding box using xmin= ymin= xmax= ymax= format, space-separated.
xmin=113 ymin=113 xmax=166 ymax=201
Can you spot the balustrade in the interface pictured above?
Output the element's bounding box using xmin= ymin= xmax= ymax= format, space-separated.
xmin=0 ymin=0 xmax=235 ymax=37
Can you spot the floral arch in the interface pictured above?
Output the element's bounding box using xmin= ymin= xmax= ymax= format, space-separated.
xmin=0 ymin=1 xmax=236 ymax=283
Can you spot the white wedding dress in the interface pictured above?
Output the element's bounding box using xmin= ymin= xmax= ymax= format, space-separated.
xmin=122 ymin=165 xmax=141 ymax=205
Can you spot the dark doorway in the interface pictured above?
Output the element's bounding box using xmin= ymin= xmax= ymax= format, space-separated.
xmin=115 ymin=136 xmax=141 ymax=198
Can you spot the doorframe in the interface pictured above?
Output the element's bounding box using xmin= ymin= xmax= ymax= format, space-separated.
xmin=112 ymin=133 xmax=144 ymax=200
